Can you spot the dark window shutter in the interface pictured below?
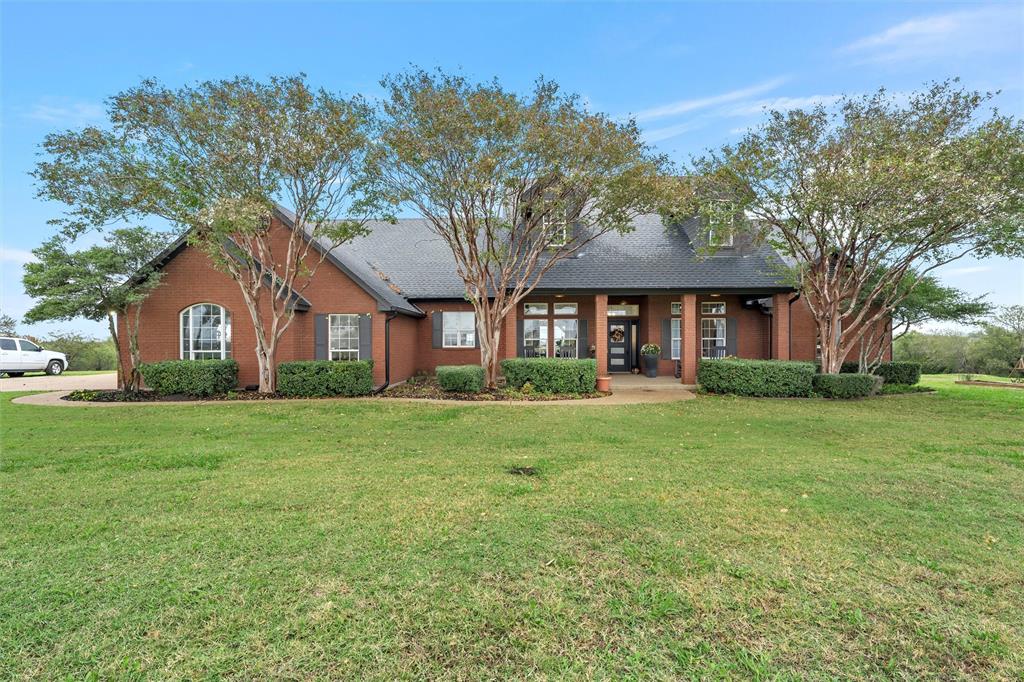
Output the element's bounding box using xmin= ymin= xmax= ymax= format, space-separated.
xmin=578 ymin=319 xmax=588 ymax=358
xmin=516 ymin=320 xmax=525 ymax=357
xmin=314 ymin=314 xmax=329 ymax=360
xmin=432 ymin=312 xmax=443 ymax=348
xmin=661 ymin=318 xmax=672 ymax=360
xmin=474 ymin=313 xmax=480 ymax=348
xmin=358 ymin=314 xmax=373 ymax=360
xmin=726 ymin=317 xmax=738 ymax=357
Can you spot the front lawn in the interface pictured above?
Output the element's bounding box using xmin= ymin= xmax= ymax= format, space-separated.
xmin=1 ymin=383 xmax=1021 ymax=679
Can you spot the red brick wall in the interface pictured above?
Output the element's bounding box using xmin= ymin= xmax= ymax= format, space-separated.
xmin=414 ymin=301 xmax=510 ymax=374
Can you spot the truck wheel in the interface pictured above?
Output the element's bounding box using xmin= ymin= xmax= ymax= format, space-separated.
xmin=46 ymin=361 xmax=64 ymax=376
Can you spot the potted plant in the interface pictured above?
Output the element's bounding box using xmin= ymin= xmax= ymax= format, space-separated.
xmin=640 ymin=343 xmax=660 ymax=378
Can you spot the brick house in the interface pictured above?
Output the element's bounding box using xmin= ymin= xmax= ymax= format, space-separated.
xmin=121 ymin=205 xmax=889 ymax=388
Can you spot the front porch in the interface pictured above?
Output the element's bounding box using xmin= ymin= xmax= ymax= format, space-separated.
xmin=505 ymin=292 xmax=796 ymax=384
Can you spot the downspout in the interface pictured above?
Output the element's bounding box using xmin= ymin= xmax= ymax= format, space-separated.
xmin=374 ymin=310 xmax=399 ymax=394
xmin=788 ymin=292 xmax=801 ymax=360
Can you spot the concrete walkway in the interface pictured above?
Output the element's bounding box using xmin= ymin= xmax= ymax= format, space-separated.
xmin=11 ymin=374 xmax=695 ymax=408
xmin=0 ymin=372 xmax=117 ymax=392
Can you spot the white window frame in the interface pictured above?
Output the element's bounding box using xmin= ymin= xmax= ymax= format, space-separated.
xmin=524 ymin=302 xmax=548 ymax=316
xmin=544 ymin=212 xmax=570 ymax=247
xmin=554 ymin=318 xmax=579 ymax=359
xmin=553 ymin=302 xmax=578 ymax=316
xmin=671 ymin=318 xmax=681 ymax=360
xmin=523 ymin=319 xmax=548 ymax=357
xmin=180 ymin=303 xmax=231 ymax=360
xmin=708 ymin=228 xmax=734 ymax=247
xmin=671 ymin=302 xmax=682 ymax=316
xmin=701 ymin=318 xmax=727 ymax=359
xmin=442 ymin=311 xmax=476 ymax=348
xmin=329 ymin=314 xmax=360 ymax=361
xmin=701 ymin=302 xmax=726 ymax=315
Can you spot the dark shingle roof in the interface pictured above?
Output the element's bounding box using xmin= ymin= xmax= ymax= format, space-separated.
xmin=337 ymin=213 xmax=793 ymax=300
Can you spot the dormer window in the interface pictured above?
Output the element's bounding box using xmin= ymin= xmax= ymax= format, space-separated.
xmin=544 ymin=212 xmax=570 ymax=247
xmin=708 ymin=228 xmax=734 ymax=248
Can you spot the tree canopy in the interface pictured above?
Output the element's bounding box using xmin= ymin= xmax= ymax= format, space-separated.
xmin=371 ymin=68 xmax=670 ymax=385
xmin=685 ymin=81 xmax=1024 ymax=372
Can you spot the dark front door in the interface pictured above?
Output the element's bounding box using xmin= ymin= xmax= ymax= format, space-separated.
xmin=607 ymin=320 xmax=637 ymax=372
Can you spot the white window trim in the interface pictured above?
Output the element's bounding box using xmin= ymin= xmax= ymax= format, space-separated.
xmin=671 ymin=302 xmax=682 ymax=316
xmin=524 ymin=302 xmax=548 ymax=316
xmin=180 ymin=303 xmax=231 ymax=360
xmin=553 ymin=302 xmax=578 ymax=316
xmin=554 ymin=318 xmax=579 ymax=359
xmin=709 ymin=229 xmax=734 ymax=247
xmin=701 ymin=318 xmax=727 ymax=359
xmin=545 ymin=213 xmax=570 ymax=247
xmin=671 ymin=318 xmax=682 ymax=361
xmin=701 ymin=302 xmax=726 ymax=315
xmin=329 ymin=313 xmax=360 ymax=361
xmin=523 ymin=318 xmax=548 ymax=357
xmin=442 ymin=311 xmax=476 ymax=348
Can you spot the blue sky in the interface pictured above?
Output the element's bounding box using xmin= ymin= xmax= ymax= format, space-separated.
xmin=2 ymin=1 xmax=1022 ymax=337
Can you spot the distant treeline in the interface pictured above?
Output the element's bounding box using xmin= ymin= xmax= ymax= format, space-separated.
xmin=895 ymin=325 xmax=1021 ymax=376
xmin=37 ymin=333 xmax=118 ymax=371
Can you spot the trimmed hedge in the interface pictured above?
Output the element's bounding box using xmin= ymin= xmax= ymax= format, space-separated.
xmin=698 ymin=359 xmax=816 ymax=397
xmin=436 ymin=365 xmax=485 ymax=393
xmin=139 ymin=359 xmax=238 ymax=397
xmin=813 ymin=373 xmax=880 ymax=399
xmin=277 ymin=360 xmax=374 ymax=397
xmin=841 ymin=361 xmax=922 ymax=385
xmin=500 ymin=358 xmax=597 ymax=394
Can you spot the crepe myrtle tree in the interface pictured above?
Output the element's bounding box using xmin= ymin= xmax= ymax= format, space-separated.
xmin=22 ymin=227 xmax=167 ymax=391
xmin=683 ymin=81 xmax=1024 ymax=374
xmin=372 ymin=69 xmax=671 ymax=388
xmin=33 ymin=75 xmax=387 ymax=393
xmin=854 ymin=272 xmax=991 ymax=371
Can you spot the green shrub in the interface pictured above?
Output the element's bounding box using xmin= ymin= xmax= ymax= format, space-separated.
xmin=436 ymin=365 xmax=485 ymax=393
xmin=813 ymin=373 xmax=879 ymax=399
xmin=139 ymin=359 xmax=238 ymax=397
xmin=879 ymin=383 xmax=934 ymax=395
xmin=277 ymin=360 xmax=374 ymax=397
xmin=698 ymin=359 xmax=816 ymax=397
xmin=500 ymin=358 xmax=597 ymax=394
xmin=840 ymin=361 xmax=921 ymax=385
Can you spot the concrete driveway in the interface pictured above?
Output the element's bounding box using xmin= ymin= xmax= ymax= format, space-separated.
xmin=0 ymin=372 xmax=117 ymax=392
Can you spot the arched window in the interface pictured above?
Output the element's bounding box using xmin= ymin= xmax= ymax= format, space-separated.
xmin=180 ymin=304 xmax=231 ymax=360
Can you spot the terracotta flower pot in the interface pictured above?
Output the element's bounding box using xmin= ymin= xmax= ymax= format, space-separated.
xmin=596 ymin=376 xmax=611 ymax=392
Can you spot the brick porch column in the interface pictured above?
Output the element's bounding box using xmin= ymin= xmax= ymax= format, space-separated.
xmin=772 ymin=292 xmax=791 ymax=360
xmin=594 ymin=294 xmax=608 ymax=377
xmin=503 ymin=304 xmax=518 ymax=359
xmin=681 ymin=294 xmax=698 ymax=384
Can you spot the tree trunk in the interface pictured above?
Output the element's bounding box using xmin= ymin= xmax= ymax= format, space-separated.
xmin=476 ymin=312 xmax=503 ymax=389
xmin=126 ymin=304 xmax=145 ymax=392
xmin=256 ymin=344 xmax=276 ymax=393
xmin=106 ymin=313 xmax=126 ymax=391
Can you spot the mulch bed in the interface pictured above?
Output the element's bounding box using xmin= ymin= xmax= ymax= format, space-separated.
xmin=382 ymin=377 xmax=604 ymax=401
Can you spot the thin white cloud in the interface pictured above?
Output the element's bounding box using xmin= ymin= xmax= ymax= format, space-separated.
xmin=642 ymin=120 xmax=703 ymax=143
xmin=840 ymin=5 xmax=1022 ymax=64
xmin=943 ymin=265 xmax=994 ymax=276
xmin=27 ymin=100 xmax=105 ymax=127
xmin=631 ymin=77 xmax=787 ymax=123
xmin=0 ymin=247 xmax=36 ymax=265
xmin=725 ymin=94 xmax=846 ymax=117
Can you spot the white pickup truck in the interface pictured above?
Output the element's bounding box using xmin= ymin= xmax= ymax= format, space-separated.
xmin=0 ymin=337 xmax=67 ymax=377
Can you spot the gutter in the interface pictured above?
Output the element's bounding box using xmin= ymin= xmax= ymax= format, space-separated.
xmin=374 ymin=310 xmax=399 ymax=394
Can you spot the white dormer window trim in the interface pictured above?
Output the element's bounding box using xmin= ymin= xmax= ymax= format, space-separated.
xmin=708 ymin=228 xmax=734 ymax=248
xmin=544 ymin=212 xmax=570 ymax=247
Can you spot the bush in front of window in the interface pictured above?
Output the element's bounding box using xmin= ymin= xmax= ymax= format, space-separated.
xmin=436 ymin=365 xmax=485 ymax=393
xmin=139 ymin=359 xmax=238 ymax=397
xmin=277 ymin=360 xmax=374 ymax=397
xmin=812 ymin=373 xmax=881 ymax=399
xmin=840 ymin=361 xmax=921 ymax=386
xmin=500 ymin=358 xmax=597 ymax=394
xmin=698 ymin=359 xmax=816 ymax=397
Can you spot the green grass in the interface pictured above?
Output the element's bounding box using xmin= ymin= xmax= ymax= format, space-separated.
xmin=922 ymin=373 xmax=1014 ymax=386
xmin=1 ymin=382 xmax=1022 ymax=679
